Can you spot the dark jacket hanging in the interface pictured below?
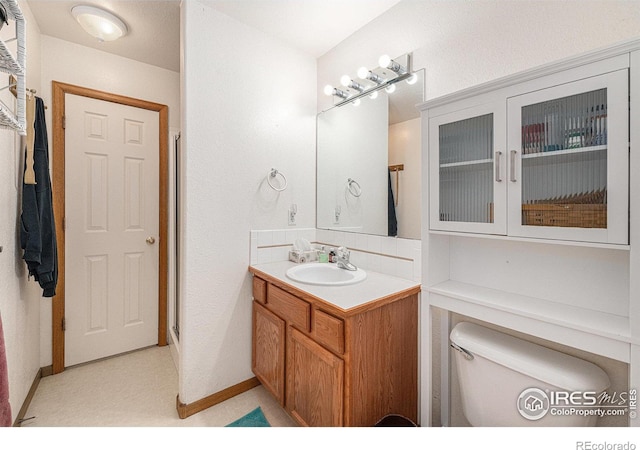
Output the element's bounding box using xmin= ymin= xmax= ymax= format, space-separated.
xmin=20 ymin=97 xmax=58 ymax=297
xmin=388 ymin=169 xmax=398 ymax=237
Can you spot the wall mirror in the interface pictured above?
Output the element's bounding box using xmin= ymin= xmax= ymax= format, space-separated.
xmin=317 ymin=66 xmax=424 ymax=239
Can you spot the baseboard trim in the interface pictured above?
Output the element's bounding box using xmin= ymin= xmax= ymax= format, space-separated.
xmin=13 ymin=366 xmax=51 ymax=427
xmin=40 ymin=365 xmax=53 ymax=378
xmin=176 ymin=377 xmax=261 ymax=419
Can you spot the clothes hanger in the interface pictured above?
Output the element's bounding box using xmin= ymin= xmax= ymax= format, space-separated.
xmin=23 ymin=92 xmax=36 ymax=185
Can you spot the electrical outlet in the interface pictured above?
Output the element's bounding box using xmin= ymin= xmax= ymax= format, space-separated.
xmin=288 ymin=204 xmax=297 ymax=226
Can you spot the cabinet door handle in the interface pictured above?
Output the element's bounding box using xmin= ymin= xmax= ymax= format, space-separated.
xmin=495 ymin=151 xmax=503 ymax=182
xmin=510 ymin=150 xmax=517 ymax=182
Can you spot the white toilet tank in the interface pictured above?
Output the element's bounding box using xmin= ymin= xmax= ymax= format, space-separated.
xmin=450 ymin=322 xmax=611 ymax=427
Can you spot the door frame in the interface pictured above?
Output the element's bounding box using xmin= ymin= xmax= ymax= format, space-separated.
xmin=51 ymin=81 xmax=169 ymax=374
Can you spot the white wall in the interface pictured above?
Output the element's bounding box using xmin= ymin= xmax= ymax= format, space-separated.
xmin=318 ymin=0 xmax=640 ymax=112
xmin=0 ymin=0 xmax=42 ymax=425
xmin=180 ymin=1 xmax=316 ymax=403
xmin=38 ymin=35 xmax=180 ymax=367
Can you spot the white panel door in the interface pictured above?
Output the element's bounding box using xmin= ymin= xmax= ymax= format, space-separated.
xmin=65 ymin=94 xmax=160 ymax=367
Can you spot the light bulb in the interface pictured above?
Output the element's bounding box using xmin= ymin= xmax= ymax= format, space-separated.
xmin=379 ymin=54 xmax=391 ymax=68
xmin=323 ymin=85 xmax=334 ymax=96
xmin=385 ymin=84 xmax=396 ymax=94
xmin=406 ymin=73 xmax=418 ymax=85
xmin=357 ymin=67 xmax=369 ymax=80
xmin=340 ymin=75 xmax=352 ymax=87
xmin=369 ymin=90 xmax=379 ymax=99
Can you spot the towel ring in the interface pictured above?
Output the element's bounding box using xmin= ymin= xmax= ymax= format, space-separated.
xmin=347 ymin=178 xmax=362 ymax=197
xmin=268 ymin=168 xmax=287 ymax=192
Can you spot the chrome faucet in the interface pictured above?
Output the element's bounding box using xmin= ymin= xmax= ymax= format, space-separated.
xmin=335 ymin=247 xmax=357 ymax=271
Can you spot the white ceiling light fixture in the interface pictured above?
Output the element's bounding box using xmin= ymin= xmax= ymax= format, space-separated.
xmin=71 ymin=5 xmax=128 ymax=42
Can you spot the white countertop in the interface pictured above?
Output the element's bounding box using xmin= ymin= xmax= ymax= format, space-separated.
xmin=250 ymin=261 xmax=420 ymax=311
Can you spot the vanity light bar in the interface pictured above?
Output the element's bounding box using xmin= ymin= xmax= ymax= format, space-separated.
xmin=326 ymin=53 xmax=414 ymax=108
xmin=333 ymin=72 xmax=412 ymax=108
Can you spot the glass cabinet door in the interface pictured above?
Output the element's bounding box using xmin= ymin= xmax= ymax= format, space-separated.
xmin=429 ymin=102 xmax=507 ymax=234
xmin=507 ymin=69 xmax=629 ymax=244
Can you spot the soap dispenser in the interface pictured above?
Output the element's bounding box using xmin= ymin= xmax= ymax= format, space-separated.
xmin=318 ymin=246 xmax=329 ymax=263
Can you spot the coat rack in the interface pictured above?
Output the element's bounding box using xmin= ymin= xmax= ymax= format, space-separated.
xmin=389 ymin=164 xmax=404 ymax=206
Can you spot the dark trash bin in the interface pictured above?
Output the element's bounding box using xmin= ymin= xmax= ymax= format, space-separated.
xmin=374 ymin=414 xmax=417 ymax=427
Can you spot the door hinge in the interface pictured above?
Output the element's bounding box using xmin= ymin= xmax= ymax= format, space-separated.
xmin=62 ymin=116 xmax=66 ymax=129
xmin=62 ymin=317 xmax=66 ymax=331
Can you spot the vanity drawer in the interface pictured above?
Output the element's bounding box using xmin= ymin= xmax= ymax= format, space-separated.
xmin=313 ymin=309 xmax=345 ymax=355
xmin=267 ymin=285 xmax=311 ymax=332
xmin=253 ymin=277 xmax=267 ymax=304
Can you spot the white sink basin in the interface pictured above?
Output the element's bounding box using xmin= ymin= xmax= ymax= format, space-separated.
xmin=286 ymin=263 xmax=367 ymax=286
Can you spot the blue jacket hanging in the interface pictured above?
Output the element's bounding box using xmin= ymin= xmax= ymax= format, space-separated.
xmin=20 ymin=97 xmax=58 ymax=297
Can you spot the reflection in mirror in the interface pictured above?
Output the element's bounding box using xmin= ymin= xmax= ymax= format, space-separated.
xmin=317 ymin=68 xmax=424 ymax=239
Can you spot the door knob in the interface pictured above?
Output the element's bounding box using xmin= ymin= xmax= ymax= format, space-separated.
xmin=146 ymin=236 xmax=156 ymax=245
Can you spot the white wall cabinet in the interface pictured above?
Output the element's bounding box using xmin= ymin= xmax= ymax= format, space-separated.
xmin=429 ymin=63 xmax=629 ymax=245
xmin=419 ymin=39 xmax=640 ymax=428
xmin=429 ymin=101 xmax=507 ymax=235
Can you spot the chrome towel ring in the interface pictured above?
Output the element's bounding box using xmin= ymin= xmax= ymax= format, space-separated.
xmin=268 ymin=168 xmax=287 ymax=192
xmin=347 ymin=178 xmax=362 ymax=197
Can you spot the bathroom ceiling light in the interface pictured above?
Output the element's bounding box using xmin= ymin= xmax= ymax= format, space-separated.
xmin=71 ymin=5 xmax=128 ymax=42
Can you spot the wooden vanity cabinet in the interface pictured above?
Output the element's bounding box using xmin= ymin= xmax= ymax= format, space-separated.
xmin=252 ymin=302 xmax=285 ymax=405
xmin=287 ymin=327 xmax=344 ymax=426
xmin=250 ymin=273 xmax=419 ymax=427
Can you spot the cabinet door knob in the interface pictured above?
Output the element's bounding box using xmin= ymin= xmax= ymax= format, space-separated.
xmin=510 ymin=150 xmax=518 ymax=182
xmin=146 ymin=236 xmax=156 ymax=245
xmin=495 ymin=151 xmax=503 ymax=182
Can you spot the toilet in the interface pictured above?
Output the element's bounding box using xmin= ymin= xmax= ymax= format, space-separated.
xmin=450 ymin=322 xmax=611 ymax=427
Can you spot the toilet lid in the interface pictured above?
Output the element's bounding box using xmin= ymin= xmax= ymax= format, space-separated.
xmin=450 ymin=322 xmax=611 ymax=392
